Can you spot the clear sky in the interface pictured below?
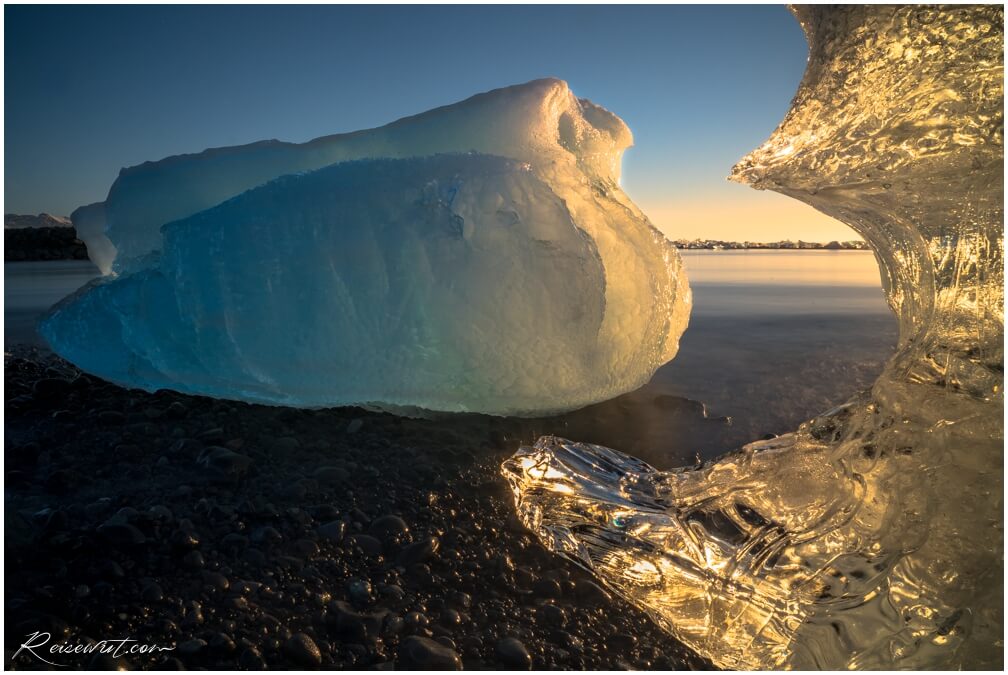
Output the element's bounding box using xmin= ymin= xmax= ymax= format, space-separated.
xmin=4 ymin=4 xmax=854 ymax=242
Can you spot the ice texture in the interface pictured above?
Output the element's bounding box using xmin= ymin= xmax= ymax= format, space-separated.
xmin=504 ymin=5 xmax=1003 ymax=669
xmin=42 ymin=79 xmax=691 ymax=415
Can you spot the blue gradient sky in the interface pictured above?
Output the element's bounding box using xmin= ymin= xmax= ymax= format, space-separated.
xmin=5 ymin=5 xmax=853 ymax=241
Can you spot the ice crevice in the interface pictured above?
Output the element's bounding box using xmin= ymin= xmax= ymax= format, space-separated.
xmin=503 ymin=5 xmax=1003 ymax=670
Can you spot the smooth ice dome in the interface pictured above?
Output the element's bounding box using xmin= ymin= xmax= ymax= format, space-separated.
xmin=43 ymin=79 xmax=691 ymax=415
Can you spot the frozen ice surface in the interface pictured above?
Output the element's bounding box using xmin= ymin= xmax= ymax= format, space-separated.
xmin=43 ymin=80 xmax=691 ymax=415
xmin=505 ymin=5 xmax=1003 ymax=670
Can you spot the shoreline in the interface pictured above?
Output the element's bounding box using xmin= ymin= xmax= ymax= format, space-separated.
xmin=2 ymin=237 xmax=871 ymax=265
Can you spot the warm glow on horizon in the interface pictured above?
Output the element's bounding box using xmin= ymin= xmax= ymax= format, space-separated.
xmin=633 ymin=186 xmax=861 ymax=243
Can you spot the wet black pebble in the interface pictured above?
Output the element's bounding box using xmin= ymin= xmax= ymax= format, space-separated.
xmin=96 ymin=521 xmax=146 ymax=546
xmin=396 ymin=635 xmax=462 ymax=670
xmin=33 ymin=377 xmax=71 ymax=400
xmin=347 ymin=534 xmax=383 ymax=556
xmin=310 ymin=504 xmax=340 ymax=521
xmin=202 ymin=570 xmax=230 ymax=593
xmin=317 ymin=520 xmax=346 ymax=542
xmin=550 ymin=630 xmax=582 ymax=653
xmin=239 ymin=647 xmax=267 ymax=670
xmin=252 ymin=526 xmax=282 ymax=547
xmin=141 ymin=582 xmax=165 ymax=603
xmin=379 ymin=583 xmax=405 ymax=600
xmin=495 ymin=637 xmax=532 ymax=669
xmin=435 ymin=636 xmax=457 ymax=650
xmin=97 ymin=410 xmax=125 ymax=425
xmin=533 ymin=578 xmax=562 ymax=598
xmin=406 ymin=563 xmax=432 ymax=585
xmin=514 ymin=567 xmax=535 ymax=589
xmin=537 ymin=603 xmax=566 ymax=627
xmin=610 ymin=633 xmax=638 ymax=652
xmin=397 ymin=536 xmax=439 ymax=566
xmin=198 ymin=427 xmax=225 ymax=443
xmin=293 ymin=538 xmax=319 ymax=557
xmin=328 ymin=600 xmax=387 ymax=642
xmin=447 ymin=590 xmax=472 ymax=609
xmin=575 ymin=579 xmax=611 ymax=605
xmin=177 ymin=638 xmax=207 ymax=659
xmin=347 ymin=578 xmax=372 ymax=605
xmin=283 ymin=632 xmax=322 ymax=667
xmin=439 ymin=608 xmax=462 ymax=627
xmin=242 ymin=547 xmax=267 ymax=566
xmin=461 ymin=635 xmax=483 ymax=657
xmin=370 ymin=514 xmax=409 ymax=544
xmin=161 ymin=400 xmax=186 ymax=417
xmin=210 ymin=632 xmax=237 ymax=654
xmin=171 ymin=527 xmax=200 ymax=549
xmin=405 ymin=611 xmax=429 ymax=630
xmin=197 ymin=446 xmax=252 ymax=480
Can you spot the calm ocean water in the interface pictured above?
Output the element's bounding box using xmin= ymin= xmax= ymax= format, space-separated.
xmin=4 ymin=251 xmax=898 ymax=467
xmin=655 ymin=250 xmax=897 ymax=457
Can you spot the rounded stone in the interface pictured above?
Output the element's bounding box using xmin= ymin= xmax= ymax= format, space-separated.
xmin=369 ymin=514 xmax=409 ymax=544
xmin=396 ymin=536 xmax=439 ymax=566
xmin=347 ymin=578 xmax=372 ymax=605
xmin=283 ymin=632 xmax=322 ymax=667
xmin=495 ymin=637 xmax=532 ymax=669
xmin=317 ymin=520 xmax=346 ymax=542
xmin=396 ymin=635 xmax=462 ymax=670
xmin=532 ymin=578 xmax=562 ymax=598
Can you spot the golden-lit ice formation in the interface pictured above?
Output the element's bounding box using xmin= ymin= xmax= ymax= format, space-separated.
xmin=45 ymin=80 xmax=691 ymax=415
xmin=504 ymin=5 xmax=1002 ymax=669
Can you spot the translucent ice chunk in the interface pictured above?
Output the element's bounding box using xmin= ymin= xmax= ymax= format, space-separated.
xmin=42 ymin=149 xmax=689 ymax=415
xmin=77 ymin=79 xmax=640 ymax=276
xmin=46 ymin=78 xmax=689 ymax=414
xmin=504 ymin=5 xmax=1002 ymax=669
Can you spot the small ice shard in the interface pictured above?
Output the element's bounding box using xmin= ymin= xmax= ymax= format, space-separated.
xmin=42 ymin=80 xmax=691 ymax=415
xmin=505 ymin=5 xmax=1002 ymax=670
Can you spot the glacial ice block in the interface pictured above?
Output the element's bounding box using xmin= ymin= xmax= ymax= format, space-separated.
xmin=505 ymin=5 xmax=1003 ymax=670
xmin=77 ymin=78 xmax=638 ymax=276
xmin=42 ymin=80 xmax=691 ymax=415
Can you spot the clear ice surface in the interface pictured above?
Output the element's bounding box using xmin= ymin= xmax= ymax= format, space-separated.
xmin=42 ymin=79 xmax=691 ymax=415
xmin=504 ymin=5 xmax=1003 ymax=669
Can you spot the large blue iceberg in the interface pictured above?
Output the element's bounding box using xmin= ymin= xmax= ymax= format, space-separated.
xmin=42 ymin=79 xmax=691 ymax=415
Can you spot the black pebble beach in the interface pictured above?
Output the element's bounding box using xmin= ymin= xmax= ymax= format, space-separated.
xmin=5 ymin=346 xmax=709 ymax=670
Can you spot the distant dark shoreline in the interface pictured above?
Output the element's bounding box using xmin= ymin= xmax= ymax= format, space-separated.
xmin=3 ymin=233 xmax=872 ymax=264
xmin=673 ymin=240 xmax=869 ymax=250
xmin=5 ymin=226 xmax=88 ymax=261
xmin=2 ymin=211 xmax=870 ymax=263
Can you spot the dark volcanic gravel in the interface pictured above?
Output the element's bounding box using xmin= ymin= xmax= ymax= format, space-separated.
xmin=5 ymin=347 xmax=709 ymax=670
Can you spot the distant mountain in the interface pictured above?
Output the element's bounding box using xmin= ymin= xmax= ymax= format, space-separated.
xmin=5 ymin=212 xmax=72 ymax=229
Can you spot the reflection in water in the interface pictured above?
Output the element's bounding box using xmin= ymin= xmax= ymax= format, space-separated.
xmin=681 ymin=249 xmax=885 ymax=288
xmin=505 ymin=250 xmax=898 ymax=469
xmin=506 ymin=5 xmax=1003 ymax=670
xmin=4 ymin=261 xmax=99 ymax=348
